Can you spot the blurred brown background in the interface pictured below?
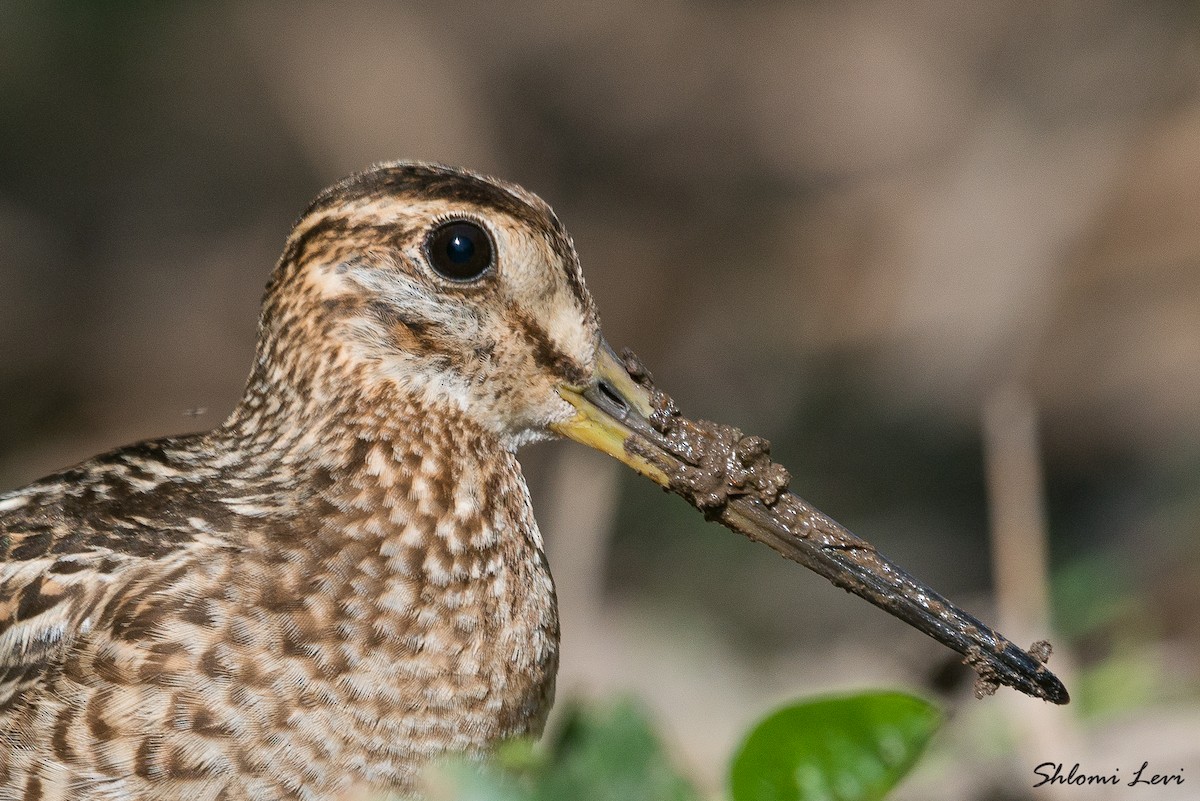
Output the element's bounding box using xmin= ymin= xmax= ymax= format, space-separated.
xmin=1 ymin=2 xmax=1198 ymax=798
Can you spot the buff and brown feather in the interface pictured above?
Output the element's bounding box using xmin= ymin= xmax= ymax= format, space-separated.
xmin=0 ymin=163 xmax=599 ymax=800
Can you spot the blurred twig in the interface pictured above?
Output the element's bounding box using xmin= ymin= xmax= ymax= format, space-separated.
xmin=983 ymin=384 xmax=1084 ymax=800
xmin=983 ymin=385 xmax=1051 ymax=641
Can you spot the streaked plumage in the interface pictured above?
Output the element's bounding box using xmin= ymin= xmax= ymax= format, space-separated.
xmin=0 ymin=163 xmax=596 ymax=799
xmin=0 ymin=158 xmax=1070 ymax=801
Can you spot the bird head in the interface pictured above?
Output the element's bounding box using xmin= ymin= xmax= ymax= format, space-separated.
xmin=248 ymin=161 xmax=1067 ymax=706
xmin=257 ymin=161 xmax=604 ymax=449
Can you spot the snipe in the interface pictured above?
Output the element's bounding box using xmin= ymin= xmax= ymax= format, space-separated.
xmin=0 ymin=162 xmax=1065 ymax=801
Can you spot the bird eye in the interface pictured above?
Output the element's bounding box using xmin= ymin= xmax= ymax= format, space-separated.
xmin=424 ymin=220 xmax=494 ymax=282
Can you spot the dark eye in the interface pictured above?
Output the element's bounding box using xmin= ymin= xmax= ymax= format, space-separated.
xmin=424 ymin=220 xmax=494 ymax=282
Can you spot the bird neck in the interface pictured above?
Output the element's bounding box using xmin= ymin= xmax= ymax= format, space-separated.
xmin=208 ymin=357 xmax=560 ymax=765
xmin=220 ymin=362 xmax=481 ymax=458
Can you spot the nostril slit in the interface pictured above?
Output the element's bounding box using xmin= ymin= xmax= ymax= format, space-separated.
xmin=597 ymin=380 xmax=629 ymax=416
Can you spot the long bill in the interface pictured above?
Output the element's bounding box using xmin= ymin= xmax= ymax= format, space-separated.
xmin=551 ymin=341 xmax=1069 ymax=705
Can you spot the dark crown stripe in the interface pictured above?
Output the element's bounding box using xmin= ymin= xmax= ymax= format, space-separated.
xmin=296 ymin=163 xmax=594 ymax=316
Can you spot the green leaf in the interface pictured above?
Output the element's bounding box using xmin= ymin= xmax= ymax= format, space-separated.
xmin=418 ymin=754 xmax=532 ymax=801
xmin=729 ymin=691 xmax=941 ymax=801
xmin=425 ymin=763 xmax=529 ymax=801
xmin=536 ymin=699 xmax=702 ymax=801
xmin=418 ymin=699 xmax=701 ymax=801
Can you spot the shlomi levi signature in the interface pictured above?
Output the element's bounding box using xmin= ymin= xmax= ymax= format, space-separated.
xmin=1034 ymin=762 xmax=1185 ymax=788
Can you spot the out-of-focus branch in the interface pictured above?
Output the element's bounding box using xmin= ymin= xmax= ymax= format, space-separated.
xmin=984 ymin=383 xmax=1086 ymax=799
